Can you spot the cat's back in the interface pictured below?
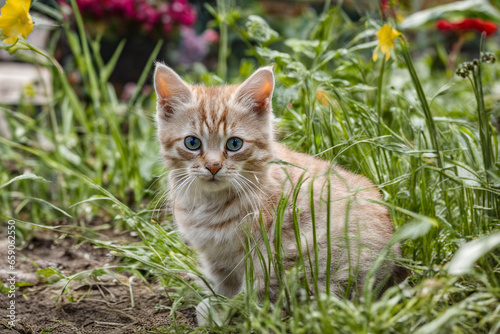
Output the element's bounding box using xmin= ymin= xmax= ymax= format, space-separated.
xmin=270 ymin=142 xmax=380 ymax=197
xmin=268 ymin=142 xmax=399 ymax=285
xmin=269 ymin=142 xmax=393 ymax=237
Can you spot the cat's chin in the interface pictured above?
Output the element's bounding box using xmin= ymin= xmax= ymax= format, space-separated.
xmin=199 ymin=177 xmax=232 ymax=192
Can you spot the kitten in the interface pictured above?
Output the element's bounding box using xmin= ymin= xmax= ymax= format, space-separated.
xmin=153 ymin=64 xmax=403 ymax=302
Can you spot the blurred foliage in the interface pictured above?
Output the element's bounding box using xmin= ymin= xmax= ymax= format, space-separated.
xmin=0 ymin=0 xmax=500 ymax=332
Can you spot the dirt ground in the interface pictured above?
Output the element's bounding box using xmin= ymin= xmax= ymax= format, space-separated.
xmin=0 ymin=229 xmax=197 ymax=333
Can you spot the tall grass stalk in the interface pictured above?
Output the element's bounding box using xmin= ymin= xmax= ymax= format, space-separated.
xmin=376 ymin=57 xmax=386 ymax=130
xmin=400 ymin=37 xmax=443 ymax=169
xmin=471 ymin=59 xmax=494 ymax=179
xmin=2 ymin=2 xmax=500 ymax=332
xmin=216 ymin=0 xmax=229 ymax=80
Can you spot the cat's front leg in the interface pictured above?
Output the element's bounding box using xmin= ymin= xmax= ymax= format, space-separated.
xmin=196 ymin=263 xmax=244 ymax=326
xmin=206 ymin=264 xmax=244 ymax=297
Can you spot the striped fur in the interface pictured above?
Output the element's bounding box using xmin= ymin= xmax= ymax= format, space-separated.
xmin=154 ymin=64 xmax=404 ymax=300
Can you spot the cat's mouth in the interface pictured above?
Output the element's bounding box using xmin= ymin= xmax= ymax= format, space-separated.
xmin=200 ymin=174 xmax=232 ymax=190
xmin=200 ymin=173 xmax=220 ymax=184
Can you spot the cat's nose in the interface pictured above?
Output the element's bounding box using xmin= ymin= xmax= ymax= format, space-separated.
xmin=205 ymin=163 xmax=221 ymax=176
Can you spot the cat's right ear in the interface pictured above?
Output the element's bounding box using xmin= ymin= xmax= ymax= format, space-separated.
xmin=233 ymin=66 xmax=275 ymax=116
xmin=154 ymin=64 xmax=192 ymax=119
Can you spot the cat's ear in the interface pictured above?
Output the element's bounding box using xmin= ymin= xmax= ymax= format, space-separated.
xmin=234 ymin=66 xmax=274 ymax=114
xmin=154 ymin=63 xmax=192 ymax=119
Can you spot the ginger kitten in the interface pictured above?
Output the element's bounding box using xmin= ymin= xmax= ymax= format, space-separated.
xmin=154 ymin=64 xmax=402 ymax=301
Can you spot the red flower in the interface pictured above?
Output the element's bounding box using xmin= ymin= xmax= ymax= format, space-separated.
xmin=69 ymin=0 xmax=197 ymax=35
xmin=436 ymin=18 xmax=498 ymax=36
xmin=380 ymin=0 xmax=397 ymax=20
xmin=167 ymin=0 xmax=197 ymax=26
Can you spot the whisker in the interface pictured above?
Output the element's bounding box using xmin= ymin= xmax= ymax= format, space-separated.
xmin=151 ymin=171 xmax=191 ymax=221
xmin=230 ymin=178 xmax=249 ymax=210
xmin=146 ymin=170 xmax=170 ymax=191
xmin=239 ymin=169 xmax=264 ymax=175
xmin=233 ymin=176 xmax=261 ymax=216
xmin=172 ymin=175 xmax=193 ymax=197
xmin=237 ymin=174 xmax=270 ymax=212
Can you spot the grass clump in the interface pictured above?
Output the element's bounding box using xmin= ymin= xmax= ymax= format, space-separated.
xmin=1 ymin=1 xmax=500 ymax=333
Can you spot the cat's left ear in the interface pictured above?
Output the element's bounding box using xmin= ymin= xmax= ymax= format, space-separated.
xmin=234 ymin=66 xmax=274 ymax=114
xmin=154 ymin=63 xmax=192 ymax=119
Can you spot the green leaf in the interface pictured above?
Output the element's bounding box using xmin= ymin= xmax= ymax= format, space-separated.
xmin=32 ymin=2 xmax=63 ymax=22
xmin=37 ymin=268 xmax=63 ymax=278
xmin=0 ymin=174 xmax=49 ymax=190
xmin=102 ymin=39 xmax=126 ymax=84
xmin=246 ymin=15 xmax=279 ymax=43
xmin=58 ymin=145 xmax=82 ymax=165
xmin=285 ymin=39 xmax=328 ymax=59
xmin=448 ymin=232 xmax=500 ymax=275
xmin=128 ymin=39 xmax=164 ymax=107
xmin=16 ymin=281 xmax=33 ymax=287
xmin=255 ymin=47 xmax=291 ymax=65
xmin=311 ymin=71 xmax=331 ymax=82
xmin=392 ymin=218 xmax=436 ymax=242
xmin=24 ymin=197 xmax=73 ymax=218
xmin=278 ymin=75 xmax=300 ymax=87
xmin=430 ymin=83 xmax=454 ymax=105
xmin=414 ymin=306 xmax=462 ymax=334
xmin=91 ymin=268 xmax=108 ymax=279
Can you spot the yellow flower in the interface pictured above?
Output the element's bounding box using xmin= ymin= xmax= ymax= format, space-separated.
xmin=0 ymin=0 xmax=34 ymax=44
xmin=372 ymin=24 xmax=401 ymax=62
xmin=316 ymin=89 xmax=330 ymax=106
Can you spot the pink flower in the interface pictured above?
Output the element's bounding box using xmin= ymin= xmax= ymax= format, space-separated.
xmin=135 ymin=1 xmax=160 ymax=32
xmin=70 ymin=0 xmax=198 ymax=37
xmin=202 ymin=29 xmax=219 ymax=43
xmin=178 ymin=26 xmax=218 ymax=63
xmin=162 ymin=15 xmax=173 ymax=33
xmin=168 ymin=0 xmax=196 ymax=26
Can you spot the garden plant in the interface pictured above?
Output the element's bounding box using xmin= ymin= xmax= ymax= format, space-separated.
xmin=0 ymin=0 xmax=500 ymax=332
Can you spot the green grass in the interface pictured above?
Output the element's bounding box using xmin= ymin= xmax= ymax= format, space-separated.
xmin=1 ymin=1 xmax=500 ymax=333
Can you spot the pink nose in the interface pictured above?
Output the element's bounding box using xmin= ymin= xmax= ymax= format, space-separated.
xmin=205 ymin=163 xmax=221 ymax=176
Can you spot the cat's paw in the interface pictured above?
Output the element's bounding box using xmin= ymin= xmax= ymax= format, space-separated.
xmin=195 ymin=297 xmax=225 ymax=327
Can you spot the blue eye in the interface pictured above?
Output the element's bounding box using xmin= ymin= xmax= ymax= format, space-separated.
xmin=226 ymin=137 xmax=243 ymax=151
xmin=184 ymin=136 xmax=201 ymax=150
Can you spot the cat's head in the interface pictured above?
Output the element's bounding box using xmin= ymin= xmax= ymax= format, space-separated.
xmin=154 ymin=64 xmax=275 ymax=194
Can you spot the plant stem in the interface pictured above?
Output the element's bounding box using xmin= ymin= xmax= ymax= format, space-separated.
xmin=400 ymin=37 xmax=443 ymax=169
xmin=473 ymin=61 xmax=493 ymax=179
xmin=447 ymin=34 xmax=466 ymax=73
xmin=69 ymin=0 xmax=101 ymax=111
xmin=23 ymin=41 xmax=88 ymax=132
xmin=376 ymin=57 xmax=386 ymax=133
xmin=217 ymin=0 xmax=228 ymax=80
xmin=322 ymin=0 xmax=332 ymax=16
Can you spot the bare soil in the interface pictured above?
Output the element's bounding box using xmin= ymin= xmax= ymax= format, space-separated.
xmin=0 ymin=229 xmax=197 ymax=333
